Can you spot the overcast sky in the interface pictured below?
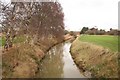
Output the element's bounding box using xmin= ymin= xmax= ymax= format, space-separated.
xmin=59 ymin=0 xmax=119 ymax=31
xmin=1 ymin=0 xmax=119 ymax=31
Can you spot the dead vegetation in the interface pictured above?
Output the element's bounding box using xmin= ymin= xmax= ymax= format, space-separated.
xmin=2 ymin=43 xmax=38 ymax=78
xmin=2 ymin=37 xmax=59 ymax=78
xmin=1 ymin=1 xmax=65 ymax=78
xmin=70 ymin=38 xmax=118 ymax=78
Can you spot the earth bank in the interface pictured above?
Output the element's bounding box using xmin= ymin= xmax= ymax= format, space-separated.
xmin=70 ymin=37 xmax=118 ymax=78
xmin=2 ymin=36 xmax=65 ymax=78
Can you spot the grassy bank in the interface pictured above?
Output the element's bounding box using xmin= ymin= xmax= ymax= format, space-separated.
xmin=2 ymin=43 xmax=39 ymax=78
xmin=2 ymin=35 xmax=63 ymax=78
xmin=70 ymin=35 xmax=119 ymax=78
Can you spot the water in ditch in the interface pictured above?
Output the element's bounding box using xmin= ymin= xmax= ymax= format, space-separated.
xmin=35 ymin=42 xmax=87 ymax=78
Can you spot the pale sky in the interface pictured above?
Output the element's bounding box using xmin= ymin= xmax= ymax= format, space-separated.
xmin=1 ymin=0 xmax=120 ymax=31
xmin=59 ymin=0 xmax=119 ymax=31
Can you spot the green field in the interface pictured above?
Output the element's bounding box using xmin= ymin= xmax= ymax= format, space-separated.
xmin=79 ymin=35 xmax=119 ymax=52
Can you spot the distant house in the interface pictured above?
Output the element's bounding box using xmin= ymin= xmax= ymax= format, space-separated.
xmin=84 ymin=27 xmax=120 ymax=35
xmin=85 ymin=28 xmax=105 ymax=35
xmin=90 ymin=28 xmax=98 ymax=35
xmin=107 ymin=29 xmax=119 ymax=35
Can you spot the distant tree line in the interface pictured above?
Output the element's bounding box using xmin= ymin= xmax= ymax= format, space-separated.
xmin=64 ymin=30 xmax=80 ymax=38
xmin=80 ymin=27 xmax=120 ymax=35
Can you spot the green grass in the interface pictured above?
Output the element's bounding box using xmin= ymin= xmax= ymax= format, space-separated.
xmin=79 ymin=35 xmax=119 ymax=52
xmin=13 ymin=36 xmax=26 ymax=44
xmin=0 ymin=36 xmax=5 ymax=46
xmin=0 ymin=36 xmax=26 ymax=46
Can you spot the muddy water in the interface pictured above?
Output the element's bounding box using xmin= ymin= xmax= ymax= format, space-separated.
xmin=35 ymin=42 xmax=86 ymax=78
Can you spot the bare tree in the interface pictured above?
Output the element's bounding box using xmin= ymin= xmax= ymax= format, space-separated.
xmin=1 ymin=1 xmax=64 ymax=50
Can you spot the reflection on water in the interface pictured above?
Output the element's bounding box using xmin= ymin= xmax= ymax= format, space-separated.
xmin=35 ymin=42 xmax=85 ymax=78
